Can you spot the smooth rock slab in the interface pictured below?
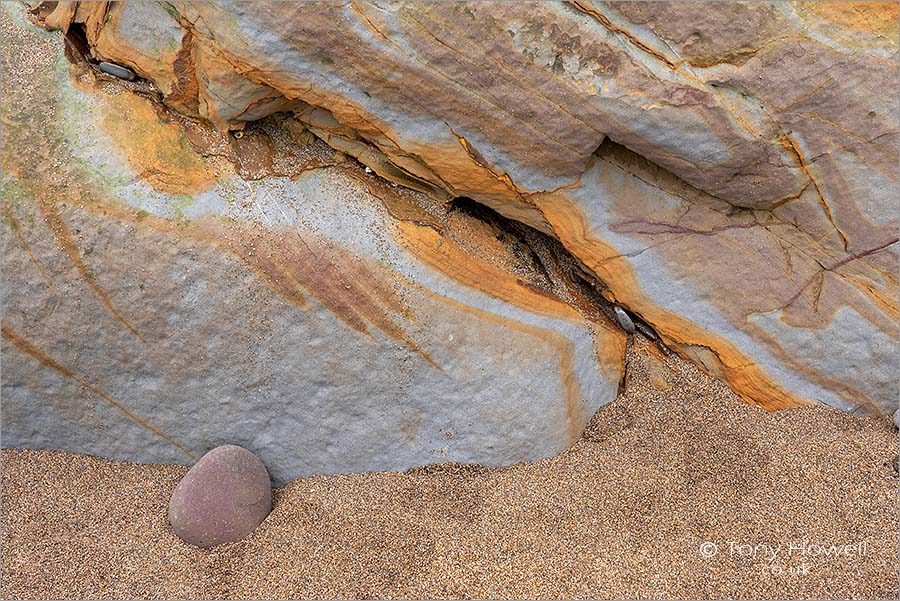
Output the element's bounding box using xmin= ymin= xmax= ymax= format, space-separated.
xmin=168 ymin=445 xmax=272 ymax=548
xmin=1 ymin=15 xmax=625 ymax=485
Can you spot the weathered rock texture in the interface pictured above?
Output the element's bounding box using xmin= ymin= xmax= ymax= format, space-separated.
xmin=29 ymin=0 xmax=897 ymax=416
xmin=2 ymin=7 xmax=626 ymax=484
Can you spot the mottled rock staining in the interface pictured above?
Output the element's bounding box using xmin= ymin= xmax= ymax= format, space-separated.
xmin=1 ymin=2 xmax=896 ymax=482
xmin=1 ymin=6 xmax=625 ymax=482
xmin=32 ymin=0 xmax=894 ymax=416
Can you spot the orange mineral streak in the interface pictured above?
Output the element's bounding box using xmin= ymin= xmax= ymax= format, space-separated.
xmin=396 ymin=221 xmax=582 ymax=323
xmin=532 ymin=194 xmax=811 ymax=411
xmin=840 ymin=269 xmax=900 ymax=330
xmin=33 ymin=193 xmax=143 ymax=341
xmin=89 ymin=84 xmax=215 ymax=195
xmin=1 ymin=323 xmax=194 ymax=460
xmin=411 ymin=282 xmax=587 ymax=445
xmin=564 ymin=286 xmax=629 ymax=385
xmin=86 ymin=199 xmax=440 ymax=369
xmin=794 ymin=2 xmax=899 ymax=39
xmin=2 ymin=201 xmax=52 ymax=285
xmin=742 ymin=319 xmax=884 ymax=416
xmin=589 ymin=318 xmax=628 ymax=385
xmin=349 ymin=168 xmax=628 ymax=383
xmin=450 ymin=128 xmax=522 ymax=200
xmin=781 ymin=135 xmax=850 ymax=251
xmin=196 ymin=221 xmax=439 ymax=369
xmin=389 ymin=212 xmax=625 ymax=386
xmin=354 ymin=167 xmax=625 ymax=384
xmin=439 ymin=132 xmax=554 ymax=232
xmin=342 ymin=170 xmax=626 ymax=386
xmin=65 ymin=71 xmax=434 ymax=358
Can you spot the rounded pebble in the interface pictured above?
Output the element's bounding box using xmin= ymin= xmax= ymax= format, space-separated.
xmin=168 ymin=445 xmax=272 ymax=548
xmin=98 ymin=61 xmax=135 ymax=81
xmin=613 ymin=305 xmax=636 ymax=334
xmin=893 ymin=409 xmax=900 ymax=430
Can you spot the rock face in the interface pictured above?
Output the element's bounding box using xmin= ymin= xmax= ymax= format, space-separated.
xmin=29 ymin=0 xmax=897 ymax=416
xmin=169 ymin=445 xmax=272 ymax=548
xmin=1 ymin=8 xmax=625 ymax=484
xmin=3 ymin=1 xmax=897 ymax=484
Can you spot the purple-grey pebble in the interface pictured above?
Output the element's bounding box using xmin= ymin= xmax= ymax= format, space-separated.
xmin=168 ymin=445 xmax=272 ymax=548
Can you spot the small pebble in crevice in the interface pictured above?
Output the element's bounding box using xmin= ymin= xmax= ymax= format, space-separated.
xmin=635 ymin=320 xmax=658 ymax=341
xmin=613 ymin=305 xmax=635 ymax=334
xmin=98 ymin=61 xmax=135 ymax=81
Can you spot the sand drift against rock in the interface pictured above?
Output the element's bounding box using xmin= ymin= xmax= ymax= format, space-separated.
xmin=2 ymin=341 xmax=897 ymax=599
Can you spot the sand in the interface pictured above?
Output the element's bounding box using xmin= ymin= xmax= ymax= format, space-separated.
xmin=2 ymin=339 xmax=897 ymax=600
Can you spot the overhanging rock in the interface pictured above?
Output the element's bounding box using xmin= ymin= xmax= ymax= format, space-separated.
xmin=32 ymin=0 xmax=897 ymax=415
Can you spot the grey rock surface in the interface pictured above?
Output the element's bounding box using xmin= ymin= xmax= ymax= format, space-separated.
xmin=0 ymin=14 xmax=626 ymax=485
xmin=33 ymin=0 xmax=897 ymax=416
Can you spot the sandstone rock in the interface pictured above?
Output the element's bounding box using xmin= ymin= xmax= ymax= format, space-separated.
xmin=29 ymin=0 xmax=896 ymax=416
xmin=1 ymin=11 xmax=625 ymax=484
xmin=168 ymin=445 xmax=272 ymax=548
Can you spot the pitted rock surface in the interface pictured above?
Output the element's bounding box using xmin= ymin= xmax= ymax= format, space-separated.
xmin=29 ymin=0 xmax=897 ymax=415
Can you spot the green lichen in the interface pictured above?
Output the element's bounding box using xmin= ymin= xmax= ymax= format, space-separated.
xmin=169 ymin=194 xmax=197 ymax=223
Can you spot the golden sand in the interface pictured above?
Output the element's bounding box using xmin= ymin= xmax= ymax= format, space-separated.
xmin=2 ymin=339 xmax=897 ymax=599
